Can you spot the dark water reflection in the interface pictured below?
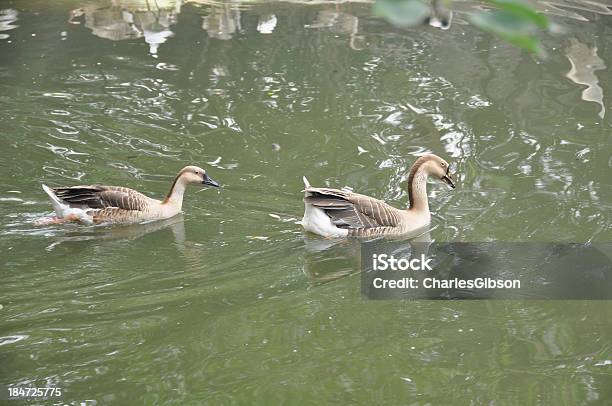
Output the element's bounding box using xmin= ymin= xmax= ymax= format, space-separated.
xmin=1 ymin=0 xmax=612 ymax=404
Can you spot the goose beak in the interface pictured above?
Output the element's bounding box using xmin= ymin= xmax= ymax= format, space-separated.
xmin=441 ymin=168 xmax=456 ymax=189
xmin=202 ymin=174 xmax=220 ymax=188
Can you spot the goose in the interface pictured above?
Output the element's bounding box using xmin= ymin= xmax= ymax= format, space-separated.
xmin=40 ymin=165 xmax=219 ymax=225
xmin=301 ymin=154 xmax=455 ymax=238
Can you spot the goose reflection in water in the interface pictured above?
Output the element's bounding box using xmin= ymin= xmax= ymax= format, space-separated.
xmin=302 ymin=237 xmax=361 ymax=284
xmin=45 ymin=214 xmax=185 ymax=249
xmin=302 ymin=228 xmax=431 ymax=285
xmin=44 ymin=214 xmax=210 ymax=273
xmin=302 ymin=223 xmax=612 ymax=300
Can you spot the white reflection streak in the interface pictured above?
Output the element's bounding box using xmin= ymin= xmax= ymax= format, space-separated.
xmin=0 ymin=8 xmax=18 ymax=40
xmin=257 ymin=14 xmax=277 ymax=34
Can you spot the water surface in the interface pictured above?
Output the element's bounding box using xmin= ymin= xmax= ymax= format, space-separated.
xmin=1 ymin=0 xmax=612 ymax=404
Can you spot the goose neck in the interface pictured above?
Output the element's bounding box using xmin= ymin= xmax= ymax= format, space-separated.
xmin=408 ymin=165 xmax=429 ymax=212
xmin=164 ymin=174 xmax=187 ymax=209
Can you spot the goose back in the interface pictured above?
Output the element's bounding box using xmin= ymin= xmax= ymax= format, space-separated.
xmin=303 ymin=187 xmax=409 ymax=237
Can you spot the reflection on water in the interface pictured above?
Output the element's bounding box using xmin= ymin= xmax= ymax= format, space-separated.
xmin=427 ymin=0 xmax=452 ymax=30
xmin=201 ymin=1 xmax=241 ymax=39
xmin=537 ymin=0 xmax=612 ymax=21
xmin=70 ymin=0 xmax=181 ymax=56
xmin=306 ymin=9 xmax=363 ymax=50
xmin=303 ymin=229 xmax=432 ymax=284
xmin=0 ymin=8 xmax=18 ymax=40
xmin=1 ymin=0 xmax=612 ymax=403
xmin=72 ymin=0 xmax=369 ymax=45
xmin=43 ymin=215 xmax=187 ymax=250
xmin=257 ymin=13 xmax=277 ymax=34
xmin=565 ymin=38 xmax=606 ymax=119
xmin=302 ymin=236 xmax=361 ymax=283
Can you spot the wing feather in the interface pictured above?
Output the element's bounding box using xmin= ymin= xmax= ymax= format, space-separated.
xmin=304 ymin=187 xmax=402 ymax=230
xmin=52 ymin=185 xmax=150 ymax=211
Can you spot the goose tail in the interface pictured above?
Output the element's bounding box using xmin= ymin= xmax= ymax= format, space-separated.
xmin=42 ymin=184 xmax=65 ymax=217
xmin=302 ymin=176 xmax=311 ymax=192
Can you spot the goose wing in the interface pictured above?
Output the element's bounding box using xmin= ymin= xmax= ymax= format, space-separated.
xmin=304 ymin=187 xmax=402 ymax=229
xmin=52 ymin=185 xmax=151 ymax=211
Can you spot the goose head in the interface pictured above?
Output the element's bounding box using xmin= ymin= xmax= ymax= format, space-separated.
xmin=179 ymin=165 xmax=220 ymax=188
xmin=416 ymin=154 xmax=456 ymax=189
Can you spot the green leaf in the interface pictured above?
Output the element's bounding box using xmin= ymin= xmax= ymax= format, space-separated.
xmin=374 ymin=0 xmax=430 ymax=28
xmin=468 ymin=9 xmax=542 ymax=54
xmin=487 ymin=0 xmax=550 ymax=30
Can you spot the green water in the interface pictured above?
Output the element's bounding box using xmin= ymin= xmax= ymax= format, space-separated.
xmin=1 ymin=0 xmax=612 ymax=404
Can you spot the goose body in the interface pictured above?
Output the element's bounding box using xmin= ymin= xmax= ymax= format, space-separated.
xmin=41 ymin=165 xmax=219 ymax=225
xmin=301 ymin=154 xmax=455 ymax=238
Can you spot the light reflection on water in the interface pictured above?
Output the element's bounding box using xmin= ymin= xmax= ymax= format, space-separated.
xmin=0 ymin=8 xmax=18 ymax=40
xmin=0 ymin=0 xmax=611 ymax=403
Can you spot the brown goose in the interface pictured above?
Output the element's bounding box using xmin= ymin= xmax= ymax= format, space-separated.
xmin=40 ymin=165 xmax=219 ymax=225
xmin=301 ymin=154 xmax=455 ymax=238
